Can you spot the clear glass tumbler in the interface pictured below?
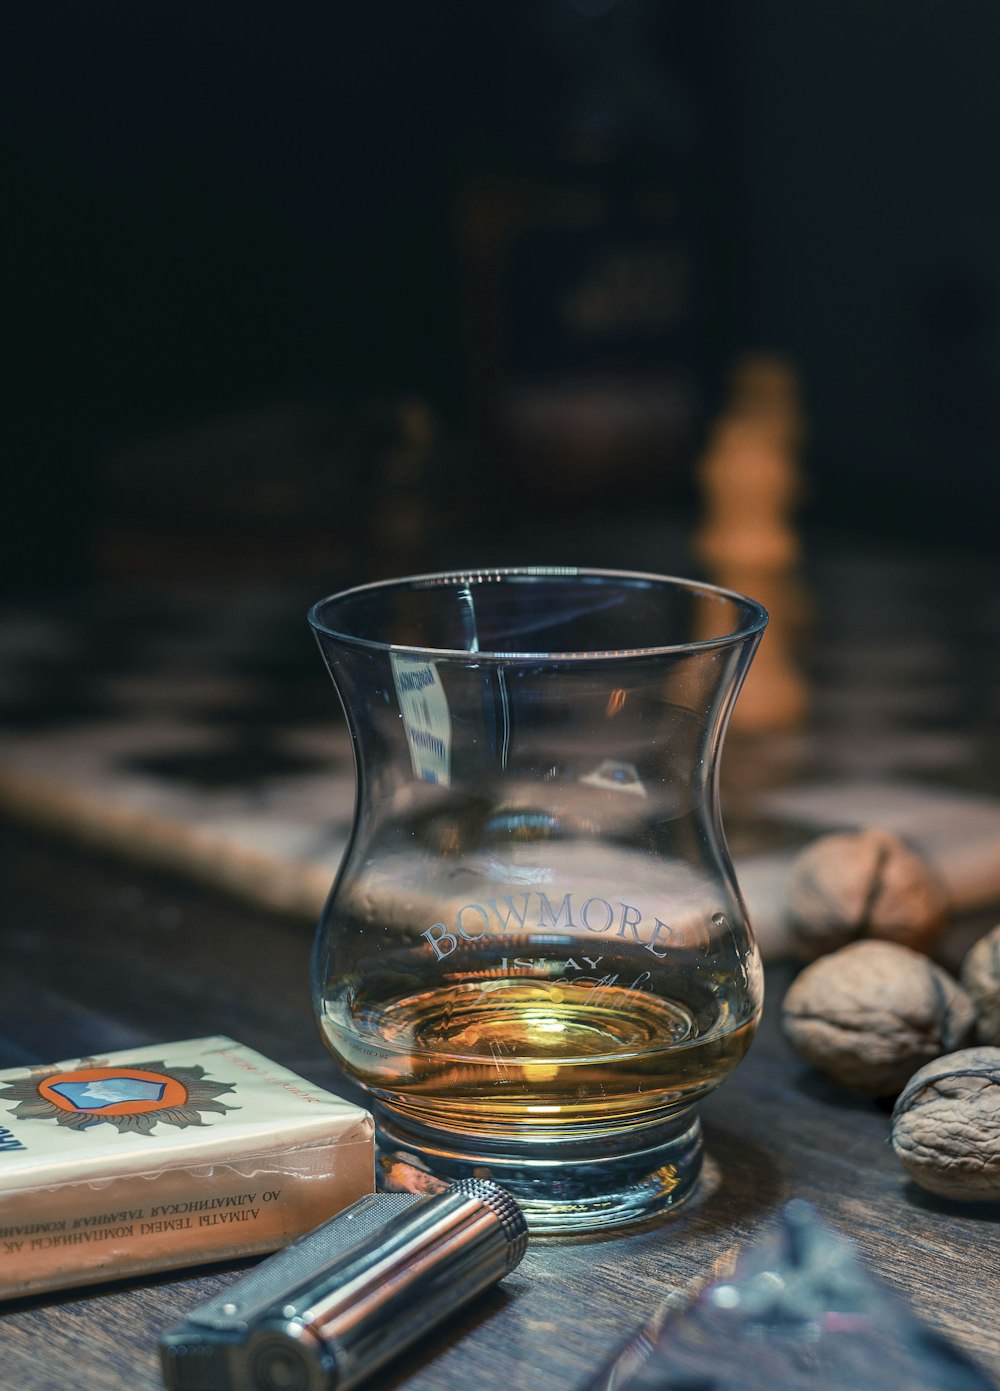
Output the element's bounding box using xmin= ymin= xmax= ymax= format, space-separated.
xmin=308 ymin=568 xmax=767 ymax=1233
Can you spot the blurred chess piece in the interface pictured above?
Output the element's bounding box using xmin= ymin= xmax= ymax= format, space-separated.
xmin=695 ymin=355 xmax=810 ymax=732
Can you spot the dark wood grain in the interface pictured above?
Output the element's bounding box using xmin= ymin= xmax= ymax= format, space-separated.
xmin=1 ymin=821 xmax=997 ymax=1391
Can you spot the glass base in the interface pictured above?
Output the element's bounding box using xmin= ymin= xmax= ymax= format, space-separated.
xmin=374 ymin=1109 xmax=703 ymax=1235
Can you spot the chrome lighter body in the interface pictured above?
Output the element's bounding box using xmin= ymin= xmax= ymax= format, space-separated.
xmin=160 ymin=1179 xmax=528 ymax=1391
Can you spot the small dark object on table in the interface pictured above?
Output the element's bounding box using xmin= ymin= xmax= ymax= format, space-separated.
xmin=585 ymin=1200 xmax=997 ymax=1391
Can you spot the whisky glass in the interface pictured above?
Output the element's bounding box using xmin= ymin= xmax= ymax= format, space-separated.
xmin=308 ymin=568 xmax=767 ymax=1233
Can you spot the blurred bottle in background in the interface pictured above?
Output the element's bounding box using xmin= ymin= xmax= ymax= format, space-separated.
xmin=457 ymin=0 xmax=735 ymax=527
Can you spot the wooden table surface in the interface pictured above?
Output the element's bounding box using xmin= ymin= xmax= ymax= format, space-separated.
xmin=1 ymin=815 xmax=998 ymax=1391
xmin=2 ymin=544 xmax=999 ymax=1390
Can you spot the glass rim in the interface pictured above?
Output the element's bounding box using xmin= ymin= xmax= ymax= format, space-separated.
xmin=307 ymin=566 xmax=769 ymax=661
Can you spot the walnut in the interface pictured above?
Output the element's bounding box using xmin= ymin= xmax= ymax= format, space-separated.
xmin=783 ymin=828 xmax=948 ymax=960
xmin=890 ymin=1047 xmax=1000 ymax=1200
xmin=960 ymin=924 xmax=1000 ymax=1045
xmin=782 ymin=940 xmax=975 ymax=1096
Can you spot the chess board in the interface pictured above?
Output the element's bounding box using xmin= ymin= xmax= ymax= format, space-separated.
xmin=0 ymin=551 xmax=997 ymax=960
xmin=0 ymin=582 xmax=355 ymax=919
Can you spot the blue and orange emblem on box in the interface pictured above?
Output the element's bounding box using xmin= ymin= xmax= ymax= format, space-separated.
xmin=1 ymin=1058 xmax=238 ymax=1135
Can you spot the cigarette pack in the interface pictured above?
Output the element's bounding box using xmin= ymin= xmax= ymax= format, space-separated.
xmin=0 ymin=1036 xmax=374 ymax=1299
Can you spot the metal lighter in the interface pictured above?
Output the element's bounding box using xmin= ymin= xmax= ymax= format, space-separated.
xmin=159 ymin=1178 xmax=528 ymax=1391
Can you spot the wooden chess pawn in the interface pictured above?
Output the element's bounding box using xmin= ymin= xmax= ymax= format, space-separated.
xmin=727 ymin=354 xmax=805 ymax=454
xmin=695 ymin=417 xmax=802 ymax=572
xmin=693 ymin=357 xmax=809 ymax=732
xmin=721 ymin=562 xmax=810 ymax=732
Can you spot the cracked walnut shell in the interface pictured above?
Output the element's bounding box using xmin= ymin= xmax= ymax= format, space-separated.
xmin=783 ymin=828 xmax=948 ymax=959
xmin=890 ymin=1047 xmax=1000 ymax=1201
xmin=782 ymin=940 xmax=975 ymax=1096
xmin=960 ymin=924 xmax=1000 ymax=1046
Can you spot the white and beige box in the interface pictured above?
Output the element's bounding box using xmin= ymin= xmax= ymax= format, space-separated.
xmin=0 ymin=1035 xmax=374 ymax=1299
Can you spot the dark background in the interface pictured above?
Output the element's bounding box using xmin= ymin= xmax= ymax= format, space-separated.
xmin=4 ymin=0 xmax=998 ymax=596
